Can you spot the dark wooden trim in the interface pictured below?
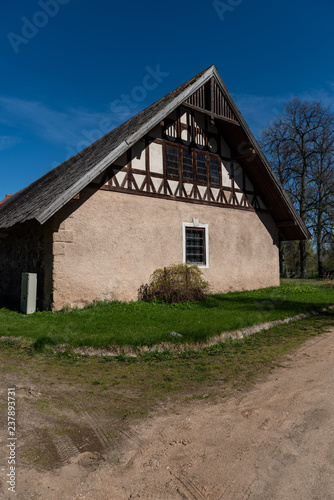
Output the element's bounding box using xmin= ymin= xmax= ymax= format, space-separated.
xmin=231 ymin=162 xmax=235 ymax=205
xmin=163 ymin=136 xmax=231 ymax=161
xmin=233 ymin=149 xmax=256 ymax=160
xmin=178 ymin=143 xmax=183 ymax=195
xmin=182 ymin=102 xmax=240 ymax=126
xmin=210 ymin=77 xmax=215 ymax=124
xmin=162 ymin=142 xmax=168 ymax=196
xmin=95 ymin=178 xmax=268 ymax=215
xmin=191 ymin=110 xmax=196 ymax=144
xmin=127 ymin=149 xmax=132 ymax=190
xmin=148 ymin=137 xmax=164 ymax=145
xmin=99 ymin=184 xmax=257 ymax=212
xmin=145 ymin=135 xmax=150 ymax=193
xmin=277 ymin=221 xmax=298 ymax=228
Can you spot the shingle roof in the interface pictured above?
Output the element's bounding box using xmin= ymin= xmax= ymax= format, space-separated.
xmin=0 ymin=65 xmax=310 ymax=240
xmin=0 ymin=68 xmax=209 ymax=230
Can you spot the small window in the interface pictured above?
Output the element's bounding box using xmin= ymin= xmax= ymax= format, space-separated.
xmin=185 ymin=228 xmax=206 ymax=265
xmin=182 ymin=150 xmax=193 ymax=180
xmin=183 ymin=221 xmax=209 ymax=268
xmin=196 ymin=154 xmax=207 ymax=183
xmin=209 ymin=158 xmax=220 ymax=185
xmin=166 ymin=146 xmax=178 ymax=176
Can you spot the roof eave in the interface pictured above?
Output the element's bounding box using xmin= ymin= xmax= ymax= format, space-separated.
xmin=211 ymin=67 xmax=309 ymax=240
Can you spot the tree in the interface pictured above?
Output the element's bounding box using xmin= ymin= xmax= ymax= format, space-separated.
xmin=324 ymin=236 xmax=334 ymax=270
xmin=259 ymin=120 xmax=291 ymax=277
xmin=260 ymin=98 xmax=334 ymax=278
xmin=307 ymin=117 xmax=334 ymax=276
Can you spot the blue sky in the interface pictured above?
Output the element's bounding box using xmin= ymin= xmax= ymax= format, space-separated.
xmin=1 ymin=0 xmax=334 ymax=200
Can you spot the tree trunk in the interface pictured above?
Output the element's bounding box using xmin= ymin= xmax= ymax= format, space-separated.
xmin=299 ymin=155 xmax=308 ymax=278
xmin=317 ymin=231 xmax=324 ymax=278
xmin=279 ymin=241 xmax=287 ymax=278
xmin=299 ymin=240 xmax=308 ymax=278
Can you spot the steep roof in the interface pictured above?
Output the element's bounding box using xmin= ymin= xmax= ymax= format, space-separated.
xmin=0 ymin=65 xmax=309 ymax=240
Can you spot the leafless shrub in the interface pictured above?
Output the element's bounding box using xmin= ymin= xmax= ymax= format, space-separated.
xmin=138 ymin=263 xmax=209 ymax=303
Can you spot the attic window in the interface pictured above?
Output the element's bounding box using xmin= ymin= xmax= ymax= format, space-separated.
xmin=196 ymin=154 xmax=207 ymax=183
xmin=164 ymin=144 xmax=222 ymax=186
xmin=166 ymin=146 xmax=179 ymax=177
xmin=209 ymin=158 xmax=220 ymax=185
xmin=182 ymin=151 xmax=193 ymax=180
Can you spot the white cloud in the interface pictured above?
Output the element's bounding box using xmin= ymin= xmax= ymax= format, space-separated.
xmin=0 ymin=135 xmax=21 ymax=151
xmin=2 ymin=81 xmax=334 ymax=152
xmin=0 ymin=96 xmax=123 ymax=148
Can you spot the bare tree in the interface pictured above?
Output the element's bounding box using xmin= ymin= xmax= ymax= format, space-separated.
xmin=308 ymin=119 xmax=334 ymax=276
xmin=260 ymin=98 xmax=334 ymax=278
xmin=260 ymin=121 xmax=291 ymax=277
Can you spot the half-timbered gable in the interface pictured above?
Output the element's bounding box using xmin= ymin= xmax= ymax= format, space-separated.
xmin=0 ymin=66 xmax=310 ymax=311
xmin=99 ymin=103 xmax=267 ymax=215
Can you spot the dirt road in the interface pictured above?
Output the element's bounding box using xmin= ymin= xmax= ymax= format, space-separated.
xmin=3 ymin=327 xmax=334 ymax=499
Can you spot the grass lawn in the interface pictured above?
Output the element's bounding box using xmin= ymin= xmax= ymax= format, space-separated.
xmin=0 ymin=282 xmax=333 ymax=348
xmin=1 ymin=310 xmax=334 ymax=473
xmin=281 ymin=278 xmax=325 ymax=286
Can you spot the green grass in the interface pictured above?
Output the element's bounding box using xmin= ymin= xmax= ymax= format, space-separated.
xmin=0 ymin=283 xmax=333 ymax=348
xmin=1 ymin=310 xmax=334 ymax=471
xmin=281 ymin=277 xmax=324 ymax=286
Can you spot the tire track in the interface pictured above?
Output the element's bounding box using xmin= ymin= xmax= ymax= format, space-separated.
xmin=118 ymin=426 xmax=143 ymax=446
xmin=81 ymin=411 xmax=112 ymax=449
xmin=51 ymin=431 xmax=79 ymax=465
xmin=173 ymin=471 xmax=218 ymax=500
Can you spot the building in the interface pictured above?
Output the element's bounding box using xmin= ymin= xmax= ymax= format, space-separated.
xmin=0 ymin=65 xmax=309 ymax=310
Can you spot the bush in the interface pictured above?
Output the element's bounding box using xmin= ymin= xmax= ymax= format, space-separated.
xmin=138 ymin=263 xmax=209 ymax=303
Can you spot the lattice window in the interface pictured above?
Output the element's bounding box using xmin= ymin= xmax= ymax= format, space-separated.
xmin=165 ymin=142 xmax=223 ymax=188
xmin=196 ymin=154 xmax=207 ymax=183
xmin=185 ymin=227 xmax=206 ymax=265
xmin=182 ymin=151 xmax=193 ymax=180
xmin=166 ymin=146 xmax=178 ymax=177
xmin=209 ymin=158 xmax=220 ymax=185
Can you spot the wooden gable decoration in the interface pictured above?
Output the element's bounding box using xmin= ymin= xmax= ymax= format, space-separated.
xmin=99 ymin=74 xmax=264 ymax=214
xmin=185 ymin=78 xmax=238 ymax=124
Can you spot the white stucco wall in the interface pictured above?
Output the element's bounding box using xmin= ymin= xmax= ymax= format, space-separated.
xmin=50 ymin=188 xmax=279 ymax=310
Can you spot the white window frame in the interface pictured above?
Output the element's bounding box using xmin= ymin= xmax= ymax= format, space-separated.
xmin=182 ymin=220 xmax=209 ymax=269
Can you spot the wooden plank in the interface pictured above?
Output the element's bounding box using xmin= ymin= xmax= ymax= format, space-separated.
xmin=277 ymin=221 xmax=298 ymax=228
xmin=182 ymin=102 xmax=239 ymax=125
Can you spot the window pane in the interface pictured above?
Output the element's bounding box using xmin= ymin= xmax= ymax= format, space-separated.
xmin=182 ymin=151 xmax=193 ymax=180
xmin=185 ymin=228 xmax=205 ymax=265
xmin=196 ymin=154 xmax=207 ymax=183
xmin=209 ymin=158 xmax=220 ymax=185
xmin=166 ymin=146 xmax=179 ymax=177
